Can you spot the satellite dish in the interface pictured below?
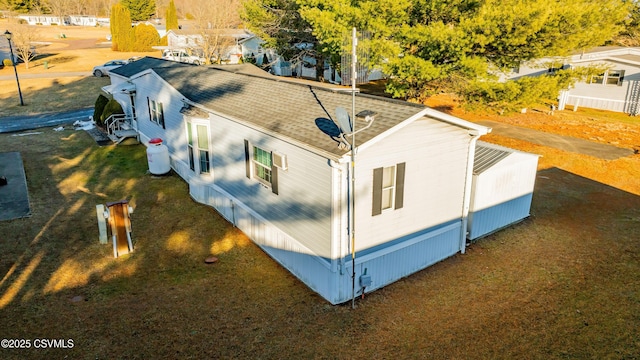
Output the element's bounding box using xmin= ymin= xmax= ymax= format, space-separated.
xmin=335 ymin=107 xmax=352 ymax=134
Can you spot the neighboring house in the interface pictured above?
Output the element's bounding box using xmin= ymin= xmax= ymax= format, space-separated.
xmin=17 ymin=15 xmax=65 ymax=26
xmin=165 ymin=29 xmax=251 ymax=64
xmin=104 ymin=58 xmax=536 ymax=304
xmin=506 ymin=46 xmax=640 ymax=114
xmin=66 ymin=15 xmax=97 ymax=26
xmin=241 ymin=38 xmax=384 ymax=83
xmin=15 ymin=14 xmax=97 ymax=26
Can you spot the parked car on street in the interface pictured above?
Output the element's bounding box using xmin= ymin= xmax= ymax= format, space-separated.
xmin=93 ymin=60 xmax=128 ymax=77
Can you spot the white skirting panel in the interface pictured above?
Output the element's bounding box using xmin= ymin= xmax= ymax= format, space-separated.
xmin=173 ymin=159 xmax=465 ymax=305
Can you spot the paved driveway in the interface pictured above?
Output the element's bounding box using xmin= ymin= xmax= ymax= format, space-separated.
xmin=477 ymin=120 xmax=634 ymax=160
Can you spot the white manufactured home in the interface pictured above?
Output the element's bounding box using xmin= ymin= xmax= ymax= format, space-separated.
xmin=507 ymin=46 xmax=640 ymax=114
xmin=103 ymin=58 xmax=536 ymax=304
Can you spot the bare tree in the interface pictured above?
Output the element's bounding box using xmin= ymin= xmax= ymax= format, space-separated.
xmin=43 ymin=0 xmax=73 ymax=23
xmin=68 ymin=0 xmax=89 ymax=15
xmin=182 ymin=0 xmax=241 ymax=65
xmin=5 ymin=22 xmax=41 ymax=70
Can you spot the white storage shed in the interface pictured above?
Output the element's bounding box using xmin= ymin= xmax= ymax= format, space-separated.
xmin=467 ymin=141 xmax=539 ymax=240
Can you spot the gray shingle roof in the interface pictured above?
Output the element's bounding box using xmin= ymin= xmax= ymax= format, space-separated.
xmin=152 ymin=65 xmax=427 ymax=158
xmin=110 ymin=56 xmax=193 ymax=78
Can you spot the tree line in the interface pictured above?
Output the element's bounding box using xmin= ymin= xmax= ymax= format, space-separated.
xmin=241 ymin=0 xmax=640 ymax=109
xmin=4 ymin=0 xmax=640 ymax=108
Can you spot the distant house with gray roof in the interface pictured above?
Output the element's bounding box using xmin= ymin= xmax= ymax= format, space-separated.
xmin=506 ymin=46 xmax=640 ymax=114
xmin=103 ymin=57 xmax=541 ymax=304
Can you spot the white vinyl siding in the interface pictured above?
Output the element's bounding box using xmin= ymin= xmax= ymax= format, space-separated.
xmin=355 ymin=117 xmax=471 ymax=253
xmin=132 ymin=72 xmax=186 ymax=153
xmin=208 ymin=116 xmax=331 ymax=258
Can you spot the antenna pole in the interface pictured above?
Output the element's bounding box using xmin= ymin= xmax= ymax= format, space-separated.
xmin=350 ymin=27 xmax=357 ymax=310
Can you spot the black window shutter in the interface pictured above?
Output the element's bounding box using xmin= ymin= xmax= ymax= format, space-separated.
xmin=372 ymin=167 xmax=383 ymax=216
xmin=244 ymin=140 xmax=251 ymax=178
xmin=395 ymin=162 xmax=406 ymax=210
xmin=270 ymin=155 xmax=279 ymax=195
xmin=147 ymin=97 xmax=152 ymax=122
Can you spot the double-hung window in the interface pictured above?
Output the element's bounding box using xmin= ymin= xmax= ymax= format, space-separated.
xmin=186 ymin=121 xmax=210 ymax=174
xmin=148 ymin=98 xmax=165 ymax=128
xmin=372 ymin=163 xmax=405 ymax=216
xmin=244 ymin=140 xmax=279 ymax=195
xmin=252 ymin=146 xmax=272 ymax=185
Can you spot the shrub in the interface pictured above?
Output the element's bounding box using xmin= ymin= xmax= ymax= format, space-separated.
xmin=93 ymin=95 xmax=110 ymax=126
xmin=159 ymin=35 xmax=168 ymax=46
xmin=133 ymin=24 xmax=160 ymax=51
xmin=100 ymin=99 xmax=125 ymax=127
xmin=3 ymin=58 xmax=13 ymax=67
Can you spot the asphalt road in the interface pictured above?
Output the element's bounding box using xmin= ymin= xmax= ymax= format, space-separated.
xmin=0 ymin=108 xmax=93 ymax=133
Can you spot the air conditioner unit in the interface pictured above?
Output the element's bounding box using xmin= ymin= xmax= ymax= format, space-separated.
xmin=272 ymin=152 xmax=288 ymax=170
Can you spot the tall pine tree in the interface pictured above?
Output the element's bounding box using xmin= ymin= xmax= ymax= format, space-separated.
xmin=166 ymin=0 xmax=179 ymax=31
xmin=121 ymin=0 xmax=156 ymax=22
xmin=111 ymin=3 xmax=134 ymax=52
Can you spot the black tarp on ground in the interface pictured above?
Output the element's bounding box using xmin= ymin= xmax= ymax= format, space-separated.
xmin=0 ymin=152 xmax=31 ymax=221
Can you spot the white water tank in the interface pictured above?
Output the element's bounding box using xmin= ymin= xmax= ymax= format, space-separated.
xmin=146 ymin=138 xmax=171 ymax=175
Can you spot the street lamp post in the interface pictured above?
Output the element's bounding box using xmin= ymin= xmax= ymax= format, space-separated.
xmin=4 ymin=30 xmax=24 ymax=106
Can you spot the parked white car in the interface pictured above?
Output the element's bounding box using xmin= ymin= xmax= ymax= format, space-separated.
xmin=93 ymin=60 xmax=128 ymax=77
xmin=162 ymin=49 xmax=205 ymax=65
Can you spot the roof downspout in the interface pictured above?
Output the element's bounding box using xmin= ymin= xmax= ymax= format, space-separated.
xmin=329 ymin=159 xmax=348 ymax=276
xmin=460 ymin=133 xmax=483 ymax=254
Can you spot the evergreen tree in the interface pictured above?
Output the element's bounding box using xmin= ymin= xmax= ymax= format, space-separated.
xmin=166 ymin=0 xmax=179 ymax=31
xmin=111 ymin=3 xmax=134 ymax=52
xmin=5 ymin=0 xmax=36 ymax=13
xmin=241 ymin=0 xmax=326 ymax=79
xmin=293 ymin=0 xmax=629 ymax=100
xmin=134 ymin=23 xmax=161 ymax=51
xmin=121 ymin=0 xmax=156 ymax=22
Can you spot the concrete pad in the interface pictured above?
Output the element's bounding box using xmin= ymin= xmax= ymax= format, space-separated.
xmin=478 ymin=120 xmax=634 ymax=160
xmin=0 ymin=152 xmax=31 ymax=221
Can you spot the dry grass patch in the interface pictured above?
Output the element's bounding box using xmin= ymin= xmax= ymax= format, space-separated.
xmin=0 ymin=77 xmax=109 ymax=116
